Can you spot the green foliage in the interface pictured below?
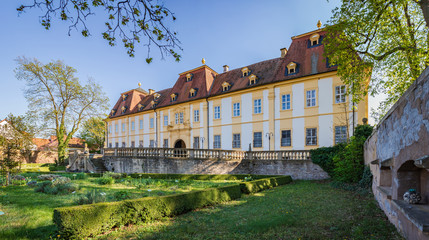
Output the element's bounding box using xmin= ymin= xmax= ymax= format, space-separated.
xmin=310 ymin=143 xmax=346 ymax=178
xmin=75 ymin=189 xmax=107 ymax=205
xmin=17 ymin=0 xmax=181 ymax=61
xmin=123 ymin=173 xmax=273 ymax=181
xmin=35 ymin=177 xmax=78 ymax=195
xmin=113 ymin=190 xmax=132 ymax=201
xmin=53 ymin=185 xmax=242 ymax=239
xmin=359 ymin=166 xmax=373 ymax=189
xmin=78 ymin=116 xmax=106 ymax=151
xmin=333 ymin=125 xmax=374 ymax=183
xmin=325 ymin=0 xmax=429 ymax=119
xmin=240 ymin=176 xmax=292 ymax=194
xmin=96 ymin=176 xmax=115 ymax=185
xmin=15 ymin=57 xmax=109 ymax=165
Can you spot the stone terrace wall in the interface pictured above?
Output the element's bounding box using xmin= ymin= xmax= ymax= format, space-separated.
xmin=364 ymin=67 xmax=429 ymax=240
xmin=103 ymin=157 xmax=328 ymax=180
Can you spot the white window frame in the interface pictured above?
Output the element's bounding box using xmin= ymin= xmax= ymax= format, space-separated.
xmin=214 ymin=106 xmax=221 ymax=119
xmin=232 ymin=133 xmax=241 ymax=148
xmin=139 ymin=120 xmax=143 ymax=130
xmin=214 ymin=135 xmax=221 ymax=149
xmin=150 ymin=118 xmax=154 ymax=129
xmin=335 ymin=85 xmax=346 ymax=103
xmin=281 ymin=94 xmax=291 ymax=110
xmin=121 ymin=123 xmax=126 ymax=132
xmin=281 ymin=130 xmax=292 ymax=146
xmin=175 ymin=113 xmax=179 ymax=124
xmin=131 ymin=121 xmax=135 ymax=131
xmin=194 ymin=110 xmax=200 ymax=122
xmin=115 ymin=124 xmax=118 ymax=133
xmin=179 ymin=112 xmax=184 ymax=123
xmin=164 ymin=115 xmax=168 ymax=126
xmin=233 ymin=103 xmax=240 ymax=117
xmin=253 ymin=132 xmax=262 ymax=148
xmin=306 ymin=128 xmax=317 ymax=146
xmin=306 ymin=90 xmax=316 ymax=107
xmin=254 ymin=99 xmax=262 ymax=114
xmin=335 ymin=126 xmax=348 ymax=144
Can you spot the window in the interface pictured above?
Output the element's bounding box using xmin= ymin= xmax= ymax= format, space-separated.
xmin=335 ymin=126 xmax=348 ymax=144
xmin=335 ymin=85 xmax=346 ymax=103
xmin=131 ymin=141 xmax=135 ymax=148
xmin=115 ymin=142 xmax=119 ymax=148
xmin=109 ymin=143 xmax=112 ymax=148
xmin=115 ymin=124 xmax=118 ymax=133
xmin=150 ymin=118 xmax=154 ymax=128
xmin=306 ymin=90 xmax=316 ymax=107
xmin=138 ymin=103 xmax=144 ymax=111
xmin=171 ymin=93 xmax=177 ymax=102
xmin=149 ymin=140 xmax=155 ymax=147
xmin=241 ymin=67 xmax=249 ymax=77
xmin=109 ymin=125 xmax=112 ymax=134
xmin=163 ymin=139 xmax=169 ymax=148
xmin=122 ymin=94 xmax=128 ymax=101
xmin=194 ymin=110 xmax=199 ymax=122
xmin=214 ymin=135 xmax=221 ymax=149
xmin=254 ymin=99 xmax=262 ymax=114
xmin=164 ymin=115 xmax=168 ymax=126
xmin=193 ymin=137 xmax=200 ymax=149
xmin=131 ymin=121 xmax=135 ymax=131
xmin=281 ymin=94 xmax=291 ymax=110
xmin=139 ymin=120 xmax=143 ymax=129
xmin=306 ymin=128 xmax=317 ymax=146
xmin=233 ymin=134 xmax=241 ymax=148
xmin=189 ymin=88 xmax=197 ymax=97
xmin=249 ymin=74 xmax=257 ymax=85
xmin=281 ymin=130 xmax=291 ymax=146
xmin=121 ymin=123 xmax=125 ymax=132
xmin=175 ymin=113 xmax=179 ymax=124
xmin=214 ymin=106 xmax=221 ymax=119
xmin=179 ymin=112 xmax=184 ymax=123
xmin=122 ymin=142 xmax=126 ymax=148
xmin=253 ymin=132 xmax=262 ymax=148
xmin=286 ymin=62 xmax=298 ymax=75
xmin=111 ymin=109 xmax=116 ymax=116
xmin=139 ymin=140 xmax=143 ymax=147
xmin=233 ymin=103 xmax=240 ymax=117
xmin=222 ymin=82 xmax=231 ymax=92
xmin=309 ymin=33 xmax=322 ymax=47
xmin=121 ymin=106 xmax=127 ymax=114
xmin=186 ymin=73 xmax=193 ymax=82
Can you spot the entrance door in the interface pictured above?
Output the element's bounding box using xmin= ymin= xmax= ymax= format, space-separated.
xmin=173 ymin=139 xmax=187 ymax=157
xmin=174 ymin=139 xmax=186 ymax=149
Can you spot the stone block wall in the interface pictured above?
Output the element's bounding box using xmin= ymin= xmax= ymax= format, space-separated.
xmin=364 ymin=66 xmax=429 ymax=240
xmin=103 ymin=156 xmax=329 ymax=180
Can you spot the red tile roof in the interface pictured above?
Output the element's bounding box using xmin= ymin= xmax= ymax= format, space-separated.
xmin=108 ymin=28 xmax=338 ymax=119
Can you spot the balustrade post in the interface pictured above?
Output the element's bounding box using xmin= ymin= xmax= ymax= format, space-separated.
xmin=133 ymin=148 xmax=137 ymax=156
xmin=189 ymin=149 xmax=195 ymax=159
xmin=114 ymin=148 xmax=118 ymax=156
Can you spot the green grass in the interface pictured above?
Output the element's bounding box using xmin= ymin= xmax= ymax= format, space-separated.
xmin=0 ymin=175 xmax=237 ymax=240
xmin=98 ymin=181 xmax=403 ymax=240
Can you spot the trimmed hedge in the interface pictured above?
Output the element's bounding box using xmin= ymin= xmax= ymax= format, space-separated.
xmin=240 ymin=176 xmax=292 ymax=194
xmin=53 ymin=184 xmax=242 ymax=239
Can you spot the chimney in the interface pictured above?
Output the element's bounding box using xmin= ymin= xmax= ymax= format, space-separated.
xmin=148 ymin=89 xmax=155 ymax=95
xmin=280 ymin=48 xmax=288 ymax=58
xmin=223 ymin=65 xmax=229 ymax=73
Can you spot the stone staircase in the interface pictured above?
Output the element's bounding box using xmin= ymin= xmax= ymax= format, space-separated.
xmin=89 ymin=154 xmax=108 ymax=173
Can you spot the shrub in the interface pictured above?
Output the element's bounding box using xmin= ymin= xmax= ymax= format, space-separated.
xmin=103 ymin=172 xmax=123 ymax=179
xmin=310 ymin=143 xmax=346 ymax=178
xmin=333 ymin=125 xmax=373 ymax=183
xmin=54 ymin=184 xmax=242 ymax=239
xmin=37 ymin=174 xmax=61 ymax=181
xmin=12 ymin=179 xmax=27 ymax=186
xmin=96 ymin=176 xmax=115 ymax=185
xmin=113 ymin=191 xmax=131 ymax=201
xmin=76 ymin=189 xmax=107 ymax=205
xmin=358 ymin=166 xmax=373 ymax=189
xmin=240 ymin=176 xmax=292 ymax=194
xmin=35 ymin=180 xmax=78 ymax=195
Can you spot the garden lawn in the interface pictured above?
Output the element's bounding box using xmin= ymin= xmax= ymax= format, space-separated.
xmin=99 ymin=180 xmax=403 ymax=240
xmin=0 ymin=175 xmax=237 ymax=240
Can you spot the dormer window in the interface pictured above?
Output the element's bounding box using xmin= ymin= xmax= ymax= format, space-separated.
xmin=138 ymin=103 xmax=144 ymax=111
xmin=241 ymin=67 xmax=250 ymax=77
xmin=154 ymin=93 xmax=160 ymax=99
xmin=308 ymin=33 xmax=322 ymax=47
xmin=111 ymin=109 xmax=116 ymax=116
xmin=122 ymin=94 xmax=128 ymax=101
xmin=286 ymin=62 xmax=298 ymax=75
xmin=222 ymin=82 xmax=231 ymax=92
xmin=150 ymin=100 xmax=155 ymax=107
xmin=189 ymin=88 xmax=197 ymax=98
xmin=186 ymin=73 xmax=193 ymax=82
xmin=121 ymin=106 xmax=127 ymax=114
xmin=248 ymin=74 xmax=257 ymax=85
xmin=171 ymin=93 xmax=177 ymax=102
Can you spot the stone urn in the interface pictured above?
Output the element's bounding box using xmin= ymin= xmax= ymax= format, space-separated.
xmin=403 ymin=189 xmax=422 ymax=204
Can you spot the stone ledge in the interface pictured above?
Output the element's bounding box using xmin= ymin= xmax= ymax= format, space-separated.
xmin=415 ymin=155 xmax=429 ymax=169
xmin=377 ymin=186 xmax=392 ymax=200
xmin=392 ymin=199 xmax=429 ymax=233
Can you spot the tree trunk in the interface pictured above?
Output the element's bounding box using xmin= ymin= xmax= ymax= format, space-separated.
xmin=419 ymin=0 xmax=429 ymax=28
xmin=57 ymin=140 xmax=67 ymax=165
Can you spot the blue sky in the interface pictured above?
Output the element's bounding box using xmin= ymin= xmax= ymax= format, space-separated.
xmin=2 ymin=0 xmax=383 ymax=124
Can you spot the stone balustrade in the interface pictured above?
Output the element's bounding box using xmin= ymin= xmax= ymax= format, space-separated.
xmin=103 ymin=147 xmax=311 ymax=161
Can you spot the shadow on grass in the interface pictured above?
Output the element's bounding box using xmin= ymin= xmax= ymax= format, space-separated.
xmin=0 ymin=224 xmax=57 ymax=240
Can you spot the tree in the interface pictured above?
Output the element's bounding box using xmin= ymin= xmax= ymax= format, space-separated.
xmin=16 ymin=0 xmax=181 ymax=63
xmin=0 ymin=114 xmax=36 ymax=185
xmin=78 ymin=116 xmax=106 ymax=151
xmin=325 ymin=0 xmax=429 ymax=121
xmin=15 ymin=57 xmax=109 ymax=165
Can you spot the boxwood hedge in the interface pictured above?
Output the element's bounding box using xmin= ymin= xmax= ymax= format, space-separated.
xmin=240 ymin=176 xmax=292 ymax=194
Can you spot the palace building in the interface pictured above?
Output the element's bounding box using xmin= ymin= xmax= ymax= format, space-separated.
xmin=106 ymin=26 xmax=368 ymax=151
